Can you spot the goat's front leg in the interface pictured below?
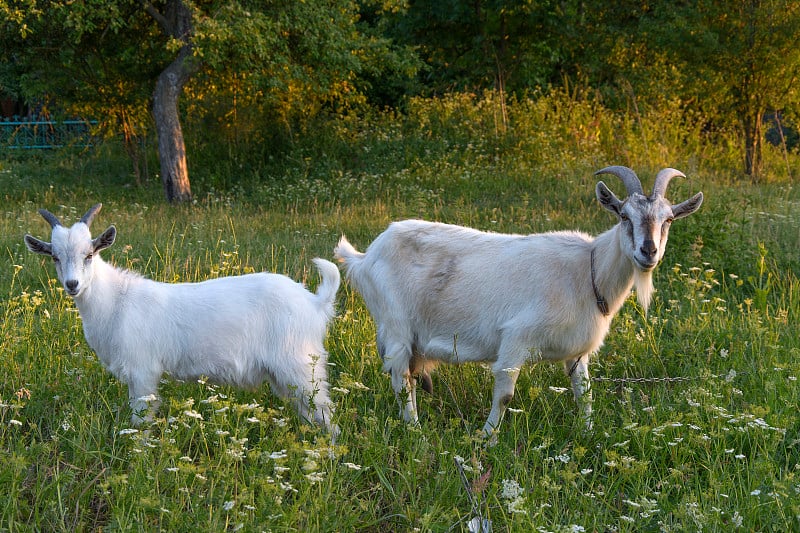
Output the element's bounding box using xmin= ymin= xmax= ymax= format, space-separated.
xmin=565 ymin=354 xmax=592 ymax=431
xmin=484 ymin=341 xmax=532 ymax=439
xmin=127 ymin=379 xmax=160 ymax=426
xmin=484 ymin=364 xmax=521 ymax=438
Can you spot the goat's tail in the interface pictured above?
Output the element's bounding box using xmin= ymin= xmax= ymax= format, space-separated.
xmin=332 ymin=236 xmax=365 ymax=278
xmin=311 ymin=258 xmax=340 ymax=317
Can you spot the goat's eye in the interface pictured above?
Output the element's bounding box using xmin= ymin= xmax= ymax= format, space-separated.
xmin=620 ymin=213 xmax=629 ymax=222
xmin=52 ymin=257 xmax=60 ymax=264
xmin=85 ymin=253 xmax=93 ymax=262
xmin=665 ymin=217 xmax=674 ymax=224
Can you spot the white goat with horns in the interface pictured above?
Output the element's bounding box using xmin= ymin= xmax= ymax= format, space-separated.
xmin=25 ymin=204 xmax=340 ymax=436
xmin=334 ymin=166 xmax=703 ymax=436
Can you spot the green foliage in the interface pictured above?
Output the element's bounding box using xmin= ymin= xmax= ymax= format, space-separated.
xmin=4 ymin=0 xmax=800 ymax=190
xmin=574 ymin=0 xmax=800 ymax=180
xmin=375 ymin=0 xmax=570 ymax=94
xmin=0 ymin=0 xmax=421 ymax=191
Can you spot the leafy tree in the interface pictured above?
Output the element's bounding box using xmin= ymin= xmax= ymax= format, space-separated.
xmin=1 ymin=0 xmax=414 ymax=201
xmin=574 ymin=0 xmax=800 ymax=181
xmin=0 ymin=0 xmax=158 ymax=183
xmin=378 ymin=0 xmax=570 ymax=96
xmin=655 ymin=0 xmax=800 ymax=180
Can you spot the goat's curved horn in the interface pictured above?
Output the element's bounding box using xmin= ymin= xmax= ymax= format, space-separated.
xmin=38 ymin=209 xmax=63 ymax=228
xmin=594 ymin=166 xmax=644 ymax=196
xmin=80 ymin=203 xmax=103 ymax=227
xmin=652 ymin=168 xmax=686 ymax=198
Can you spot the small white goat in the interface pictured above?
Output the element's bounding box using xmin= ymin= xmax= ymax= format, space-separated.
xmin=334 ymin=166 xmax=703 ymax=436
xmin=25 ymin=204 xmax=340 ymax=435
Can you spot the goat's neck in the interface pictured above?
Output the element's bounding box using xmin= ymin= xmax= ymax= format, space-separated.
xmin=591 ymin=225 xmax=652 ymax=316
xmin=72 ymin=258 xmax=127 ymax=323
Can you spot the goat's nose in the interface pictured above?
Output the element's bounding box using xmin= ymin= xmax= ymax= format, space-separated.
xmin=65 ymin=280 xmax=78 ymax=291
xmin=640 ymin=240 xmax=657 ymax=258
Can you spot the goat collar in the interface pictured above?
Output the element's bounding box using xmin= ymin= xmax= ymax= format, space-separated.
xmin=591 ymin=247 xmax=610 ymax=316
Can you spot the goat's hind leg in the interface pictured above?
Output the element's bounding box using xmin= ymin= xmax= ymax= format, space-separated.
xmin=266 ymin=357 xmax=339 ymax=437
xmin=390 ymin=366 xmax=419 ymax=425
xmin=379 ymin=332 xmax=418 ymax=425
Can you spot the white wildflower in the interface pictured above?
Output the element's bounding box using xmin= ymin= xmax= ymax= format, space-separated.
xmin=305 ymin=471 xmax=325 ymax=484
xmin=137 ymin=394 xmax=158 ymax=403
xmin=305 ymin=449 xmax=322 ymax=460
xmin=501 ymin=479 xmax=524 ymax=500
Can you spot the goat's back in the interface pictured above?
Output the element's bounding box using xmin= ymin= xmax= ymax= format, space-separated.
xmin=336 ymin=220 xmax=601 ymax=361
xmin=82 ymin=266 xmax=333 ymax=389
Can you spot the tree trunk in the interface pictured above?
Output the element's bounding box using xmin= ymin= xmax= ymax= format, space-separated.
xmin=145 ymin=0 xmax=197 ymax=203
xmin=153 ymin=45 xmax=194 ymax=203
xmin=743 ymin=109 xmax=763 ymax=181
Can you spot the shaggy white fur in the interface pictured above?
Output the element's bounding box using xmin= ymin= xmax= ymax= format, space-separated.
xmin=26 ymin=204 xmax=340 ymax=437
xmin=335 ymin=166 xmax=702 ymax=436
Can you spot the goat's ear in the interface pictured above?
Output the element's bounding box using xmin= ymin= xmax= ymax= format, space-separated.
xmin=672 ymin=192 xmax=704 ymax=219
xmin=24 ymin=234 xmax=53 ymax=256
xmin=596 ymin=181 xmax=624 ymax=217
xmin=92 ymin=225 xmax=117 ymax=252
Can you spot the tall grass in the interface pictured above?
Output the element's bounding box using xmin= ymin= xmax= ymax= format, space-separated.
xmin=1 ymin=91 xmax=799 ymax=531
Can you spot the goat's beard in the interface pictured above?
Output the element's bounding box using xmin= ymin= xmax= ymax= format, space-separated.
xmin=633 ymin=268 xmax=654 ymax=313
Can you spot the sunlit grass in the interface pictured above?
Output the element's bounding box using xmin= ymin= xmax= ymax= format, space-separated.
xmin=1 ymin=93 xmax=799 ymax=531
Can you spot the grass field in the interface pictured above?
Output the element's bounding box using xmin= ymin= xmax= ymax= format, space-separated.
xmin=1 ymin=94 xmax=799 ymax=531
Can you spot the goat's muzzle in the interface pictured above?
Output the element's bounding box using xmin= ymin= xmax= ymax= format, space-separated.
xmin=634 ymin=239 xmax=659 ymax=271
xmin=65 ymin=279 xmax=80 ymax=296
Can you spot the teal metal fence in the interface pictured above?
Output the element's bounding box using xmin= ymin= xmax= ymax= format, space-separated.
xmin=0 ymin=118 xmax=98 ymax=149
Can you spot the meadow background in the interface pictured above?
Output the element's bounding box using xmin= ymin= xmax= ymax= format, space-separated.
xmin=2 ymin=92 xmax=800 ymax=531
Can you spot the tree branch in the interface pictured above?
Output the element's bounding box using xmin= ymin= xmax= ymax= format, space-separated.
xmin=140 ymin=1 xmax=171 ymax=36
